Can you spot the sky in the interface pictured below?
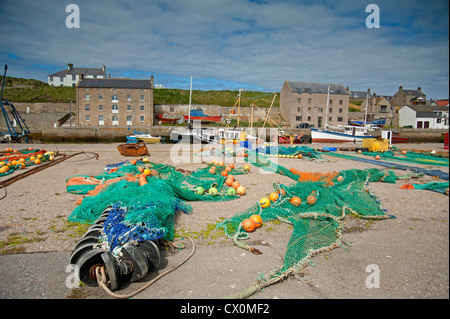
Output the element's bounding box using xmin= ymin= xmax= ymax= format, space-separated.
xmin=0 ymin=0 xmax=448 ymax=99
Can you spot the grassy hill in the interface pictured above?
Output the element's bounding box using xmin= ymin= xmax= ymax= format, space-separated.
xmin=1 ymin=78 xmax=280 ymax=107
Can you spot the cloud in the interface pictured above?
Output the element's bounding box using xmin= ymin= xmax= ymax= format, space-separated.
xmin=0 ymin=0 xmax=448 ymax=99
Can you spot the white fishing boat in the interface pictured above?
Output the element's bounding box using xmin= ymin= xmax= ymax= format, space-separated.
xmin=311 ymin=126 xmax=374 ymax=143
xmin=311 ymin=85 xmax=375 ymax=143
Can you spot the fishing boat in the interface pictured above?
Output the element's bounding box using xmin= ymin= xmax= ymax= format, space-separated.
xmin=156 ymin=113 xmax=184 ymax=124
xmin=311 ymin=126 xmax=375 ymax=143
xmin=184 ymin=109 xmax=221 ymax=123
xmin=127 ymin=130 xmax=161 ymax=144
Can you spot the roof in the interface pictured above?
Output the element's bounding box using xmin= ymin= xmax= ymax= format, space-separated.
xmin=401 ymin=89 xmax=425 ymax=96
xmin=77 ymin=78 xmax=152 ymax=89
xmin=49 ymin=67 xmax=105 ymax=77
xmin=286 ymin=81 xmax=349 ymax=95
xmin=436 ymin=99 xmax=449 ymax=107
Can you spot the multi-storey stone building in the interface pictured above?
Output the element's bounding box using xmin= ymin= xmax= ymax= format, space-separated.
xmin=76 ymin=76 xmax=154 ymax=127
xmin=280 ymin=81 xmax=349 ymax=129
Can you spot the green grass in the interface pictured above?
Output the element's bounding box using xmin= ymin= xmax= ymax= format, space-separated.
xmin=1 ymin=78 xmax=280 ymax=107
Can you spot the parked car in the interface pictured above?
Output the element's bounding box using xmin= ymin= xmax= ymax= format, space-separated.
xmin=296 ymin=123 xmax=310 ymax=129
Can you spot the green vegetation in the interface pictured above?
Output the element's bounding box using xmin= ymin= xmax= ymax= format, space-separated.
xmin=1 ymin=75 xmax=280 ymax=107
xmin=154 ymin=88 xmax=279 ymax=108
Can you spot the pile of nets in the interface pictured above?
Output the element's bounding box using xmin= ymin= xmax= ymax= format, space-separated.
xmin=66 ymin=160 xmax=249 ymax=241
xmin=0 ymin=148 xmax=53 ymax=177
xmin=218 ymin=151 xmax=397 ymax=298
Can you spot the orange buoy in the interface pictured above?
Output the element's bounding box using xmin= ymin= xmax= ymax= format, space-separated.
xmin=268 ymin=192 xmax=279 ymax=202
xmin=236 ymin=185 xmax=246 ymax=195
xmin=250 ymin=214 xmax=263 ymax=228
xmin=221 ymin=170 xmax=228 ymax=177
xmin=259 ymin=197 xmax=270 ymax=208
xmin=228 ymin=163 xmax=234 ymax=169
xmin=307 ymin=195 xmax=317 ymax=205
xmin=232 ymin=181 xmax=240 ymax=189
xmin=290 ymin=196 xmax=302 ymax=206
xmin=242 ymin=218 xmax=256 ymax=232
xmin=244 ymin=165 xmax=250 ymax=172
xmin=375 ymin=155 xmax=381 ymax=160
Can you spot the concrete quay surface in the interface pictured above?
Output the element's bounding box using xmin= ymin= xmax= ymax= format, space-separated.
xmin=0 ymin=141 xmax=448 ymax=302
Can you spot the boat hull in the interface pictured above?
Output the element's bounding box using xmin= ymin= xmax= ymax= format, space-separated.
xmin=184 ymin=115 xmax=221 ymax=123
xmin=311 ymin=129 xmax=374 ymax=143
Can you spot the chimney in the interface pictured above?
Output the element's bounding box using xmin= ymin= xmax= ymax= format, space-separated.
xmin=151 ymin=75 xmax=154 ymax=88
xmin=418 ymin=87 xmax=421 ymax=92
xmin=67 ymin=63 xmax=73 ymax=71
xmin=102 ymin=64 xmax=106 ymax=74
xmin=399 ymin=85 xmax=403 ymax=90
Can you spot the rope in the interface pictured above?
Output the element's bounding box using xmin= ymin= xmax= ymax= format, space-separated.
xmin=95 ymin=236 xmax=196 ymax=299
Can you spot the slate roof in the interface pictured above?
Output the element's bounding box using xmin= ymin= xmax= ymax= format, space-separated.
xmin=49 ymin=67 xmax=105 ymax=78
xmin=286 ymin=81 xmax=349 ymax=95
xmin=77 ymin=78 xmax=152 ymax=89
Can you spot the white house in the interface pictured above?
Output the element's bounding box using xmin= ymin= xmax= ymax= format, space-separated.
xmin=398 ymin=105 xmax=449 ymax=129
xmin=48 ymin=63 xmax=107 ymax=87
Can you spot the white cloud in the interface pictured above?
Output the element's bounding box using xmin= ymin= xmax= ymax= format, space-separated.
xmin=0 ymin=0 xmax=448 ymax=98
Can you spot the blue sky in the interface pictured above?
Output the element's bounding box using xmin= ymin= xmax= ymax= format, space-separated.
xmin=0 ymin=0 xmax=448 ymax=99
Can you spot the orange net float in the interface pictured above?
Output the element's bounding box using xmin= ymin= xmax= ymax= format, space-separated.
xmin=242 ymin=218 xmax=257 ymax=232
xmin=250 ymin=214 xmax=262 ymax=228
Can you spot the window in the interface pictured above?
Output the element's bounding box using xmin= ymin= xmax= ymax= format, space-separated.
xmin=337 ymin=117 xmax=343 ymax=122
xmin=127 ymin=105 xmax=132 ymax=111
xmin=85 ymin=94 xmax=90 ymax=100
xmin=307 ymin=116 xmax=311 ymax=121
xmin=112 ymin=95 xmax=118 ymax=102
xmin=112 ymin=116 xmax=119 ymax=125
xmin=339 ymin=108 xmax=343 ymax=113
xmin=85 ymin=104 xmax=90 ymax=111
xmin=98 ymin=115 xmax=104 ymax=125
xmin=140 ymin=115 xmax=145 ymax=122
xmin=417 ymin=121 xmax=423 ymax=128
xmin=297 ymin=98 xmax=301 ymax=103
xmin=127 ymin=95 xmax=132 ymax=101
xmin=85 ymin=115 xmax=90 ymax=121
xmin=99 ymin=105 xmax=103 ymax=111
xmin=339 ymin=100 xmax=343 ymax=105
xmin=329 ymin=99 xmax=333 ymax=105
xmin=127 ymin=116 xmax=132 ymax=125
xmin=296 ymin=116 xmax=302 ymax=121
xmin=140 ymin=105 xmax=145 ymax=111
xmin=329 ymin=108 xmax=332 ymax=113
xmin=140 ymin=95 xmax=145 ymax=101
xmin=329 ymin=117 xmax=332 ymax=122
xmin=297 ymin=107 xmax=301 ymax=112
xmin=308 ymin=98 xmax=312 ymax=104
xmin=112 ymin=104 xmax=119 ymax=113
xmin=99 ymin=95 xmax=103 ymax=101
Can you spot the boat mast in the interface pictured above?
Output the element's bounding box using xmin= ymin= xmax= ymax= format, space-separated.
xmin=364 ymin=91 xmax=369 ymax=126
xmin=324 ymin=84 xmax=330 ymax=128
xmin=237 ymin=88 xmax=243 ymax=127
xmin=188 ymin=75 xmax=193 ymax=129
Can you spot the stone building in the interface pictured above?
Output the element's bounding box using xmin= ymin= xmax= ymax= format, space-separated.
xmin=76 ymin=76 xmax=154 ymax=127
xmin=393 ymin=86 xmax=426 ymax=106
xmin=280 ymin=81 xmax=349 ymax=129
xmin=48 ymin=63 xmax=107 ymax=87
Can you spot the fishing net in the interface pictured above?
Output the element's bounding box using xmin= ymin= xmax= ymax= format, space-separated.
xmin=362 ymin=150 xmax=449 ymax=167
xmin=255 ymin=145 xmax=326 ymax=162
xmin=0 ymin=149 xmax=50 ymax=177
xmin=66 ymin=160 xmax=249 ymax=241
xmin=218 ymin=151 xmax=397 ymax=298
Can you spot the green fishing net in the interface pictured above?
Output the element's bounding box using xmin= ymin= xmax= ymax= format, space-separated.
xmin=66 ymin=160 xmax=249 ymax=240
xmin=217 ymin=151 xmax=397 ymax=297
